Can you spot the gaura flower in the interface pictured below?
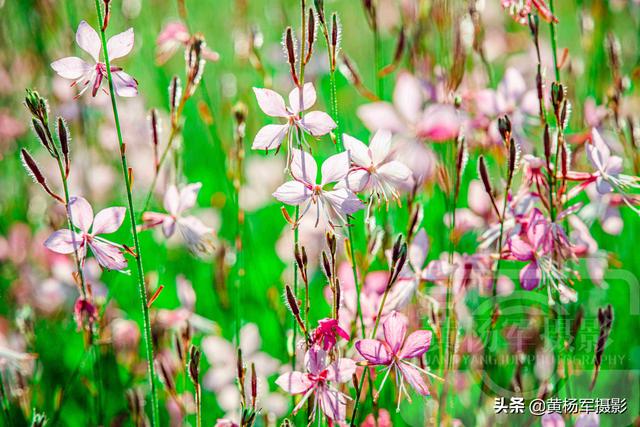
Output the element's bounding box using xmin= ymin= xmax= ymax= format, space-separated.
xmin=44 ymin=196 xmax=127 ymax=270
xmin=156 ymin=21 xmax=220 ymax=65
xmin=273 ymin=149 xmax=364 ymax=228
xmin=252 ymin=83 xmax=336 ymax=151
xmin=341 ymin=130 xmax=412 ymax=202
xmin=142 ymin=183 xmax=216 ymax=256
xmin=276 ymin=347 xmax=356 ymax=422
xmin=51 ymin=21 xmax=138 ymax=97
xmin=507 ymin=208 xmax=551 ymax=290
xmin=587 ymin=129 xmax=640 ymax=200
xmin=355 ymin=311 xmax=437 ymax=409
xmin=501 ymin=0 xmax=558 ymax=25
xmin=312 ymin=318 xmax=350 ymax=351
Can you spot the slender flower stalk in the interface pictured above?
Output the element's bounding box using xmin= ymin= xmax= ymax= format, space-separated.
xmin=93 ymin=1 xmax=159 ymax=424
xmin=547 ymin=0 xmax=561 ymax=82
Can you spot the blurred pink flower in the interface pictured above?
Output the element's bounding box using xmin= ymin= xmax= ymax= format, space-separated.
xmin=273 ymin=149 xmax=364 ymax=228
xmin=156 ymin=22 xmax=219 ymax=64
xmin=341 ymin=130 xmax=412 ymax=201
xmin=276 ymin=347 xmax=355 ymax=422
xmin=355 ymin=311 xmax=434 ymax=405
xmin=501 ymin=0 xmax=557 ymax=25
xmin=51 ymin=21 xmax=138 ymax=97
xmin=507 ymin=208 xmax=551 ymax=290
xmin=44 ymin=196 xmax=127 ymax=270
xmin=142 ymin=183 xmax=215 ymax=255
xmin=361 ymin=409 xmax=392 ymax=427
xmin=252 ymin=83 xmax=336 ymax=151
xmin=311 ymin=318 xmax=350 ymax=351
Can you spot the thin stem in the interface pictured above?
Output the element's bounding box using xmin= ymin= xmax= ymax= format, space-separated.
xmin=0 ymin=371 xmax=11 ymax=427
xmin=93 ymin=1 xmax=159 ymax=425
xmin=548 ymin=0 xmax=561 ymax=82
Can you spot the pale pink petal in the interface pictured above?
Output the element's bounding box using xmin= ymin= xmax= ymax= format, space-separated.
xmin=164 ymin=186 xmax=180 ymax=215
xmin=107 ymin=28 xmax=134 ymax=60
xmin=92 ymin=207 xmax=126 ymax=235
xmin=409 ymin=229 xmax=429 ymax=270
xmin=383 ymin=311 xmax=407 ymax=354
xmin=468 ymin=180 xmax=492 ymax=216
xmin=69 ymin=196 xmax=94 ymax=233
xmin=326 ymin=358 xmax=356 ymax=383
xmin=252 ymin=124 xmax=288 ymax=150
xmin=288 ymin=82 xmax=316 ymax=114
xmin=44 ymin=229 xmax=83 ymax=254
xmin=399 ymin=330 xmax=432 ymax=359
xmin=343 ymin=134 xmax=372 ymax=166
xmin=357 ymin=102 xmax=405 ymax=133
xmin=318 ymin=388 xmax=347 ymax=421
xmin=321 ymin=152 xmax=349 ymax=186
xmin=587 ymin=128 xmax=610 ymax=173
xmin=369 ymin=129 xmax=392 ymax=164
xmin=422 ymin=260 xmax=452 ymax=282
xmin=89 ymin=239 xmax=127 ymax=270
xmin=253 ymin=88 xmax=288 ymax=117
xmin=417 ymin=104 xmax=460 ymax=142
xmin=377 ymin=161 xmax=412 ymax=186
xmin=575 ymin=413 xmax=599 ymax=427
xmin=177 ymin=183 xmax=202 ymax=213
xmin=76 ymin=21 xmax=101 ymax=62
xmin=602 ymin=207 xmax=623 ymax=235
xmin=273 ymin=181 xmax=311 ymax=205
xmin=519 ymin=261 xmax=541 ymax=290
xmin=342 ymin=169 xmax=371 ymax=193
xmin=474 ymin=89 xmax=499 ymax=117
xmin=398 ymin=362 xmax=430 ymax=395
xmin=509 ymin=236 xmax=535 ymax=261
xmin=162 ymin=217 xmax=177 ymax=237
xmin=322 ymin=189 xmax=364 ymax=215
xmin=112 ymin=70 xmax=138 ymax=97
xmin=275 ymin=371 xmax=313 ymax=394
xmin=300 ymin=111 xmax=337 ymax=137
xmin=541 ymin=413 xmax=565 ymax=427
xmin=305 ymin=348 xmax=327 ymax=375
xmin=51 ymin=57 xmax=91 ymax=80
xmin=393 ymin=72 xmax=423 ymax=124
xmin=355 ymin=339 xmax=391 ymax=365
xmin=499 ymin=68 xmax=526 ymax=103
xmin=177 ymin=275 xmax=196 ymax=311
xmin=290 ymin=149 xmax=318 ymax=184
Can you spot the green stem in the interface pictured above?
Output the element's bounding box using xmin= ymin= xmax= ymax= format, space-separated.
xmin=548 ymin=0 xmax=561 ymax=82
xmin=0 ymin=371 xmax=11 ymax=427
xmin=93 ymin=2 xmax=159 ymax=425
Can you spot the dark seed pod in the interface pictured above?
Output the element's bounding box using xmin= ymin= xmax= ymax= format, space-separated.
xmin=169 ymin=76 xmax=182 ymax=124
xmin=305 ymin=8 xmax=316 ymax=64
xmin=188 ymin=345 xmax=201 ymax=385
xmin=284 ymin=27 xmax=299 ymax=86
xmin=314 ymin=0 xmax=325 ymax=24
xmin=285 ymin=285 xmax=300 ymax=316
xmin=32 ymin=118 xmax=55 ymax=157
xmin=498 ymin=115 xmax=511 ymax=142
xmin=57 ymin=117 xmax=70 ymax=177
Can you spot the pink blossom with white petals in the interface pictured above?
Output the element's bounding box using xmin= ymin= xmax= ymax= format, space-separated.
xmin=252 ymin=83 xmax=336 ymax=151
xmin=44 ymin=196 xmax=127 ymax=270
xmin=155 ymin=21 xmax=219 ymax=65
xmin=275 ymin=347 xmax=355 ymax=422
xmin=272 ymin=149 xmax=364 ymax=228
xmin=51 ymin=21 xmax=138 ymax=97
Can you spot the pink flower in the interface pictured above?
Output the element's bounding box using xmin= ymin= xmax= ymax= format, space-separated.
xmin=44 ymin=196 xmax=127 ymax=270
xmin=507 ymin=208 xmax=551 ymax=290
xmin=73 ymin=297 xmax=98 ymax=331
xmin=501 ymin=0 xmax=557 ymax=25
xmin=361 ymin=409 xmax=392 ymax=427
xmin=312 ymin=318 xmax=350 ymax=351
xmin=355 ymin=311 xmax=434 ymax=406
xmin=252 ymin=83 xmax=336 ymax=151
xmin=156 ymin=21 xmax=219 ymax=65
xmin=341 ymin=130 xmax=412 ymax=201
xmin=275 ymin=347 xmax=356 ymax=422
xmin=51 ymin=21 xmax=138 ymax=97
xmin=272 ymin=149 xmax=364 ymax=228
xmin=142 ymin=183 xmax=216 ymax=255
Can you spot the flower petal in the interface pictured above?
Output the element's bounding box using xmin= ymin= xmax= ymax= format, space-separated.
xmin=509 ymin=236 xmax=535 ymax=261
xmin=51 ymin=57 xmax=91 ymax=80
xmin=416 ymin=104 xmax=460 ymax=142
xmin=383 ymin=311 xmax=407 ymax=354
xmin=321 ymin=152 xmax=349 ymax=186
xmin=300 ymin=111 xmax=336 ymax=137
xmin=519 ymin=261 xmax=541 ymax=290
xmin=326 ymin=358 xmax=356 ymax=383
xmin=251 ymin=124 xmax=288 ymax=151
xmin=76 ymin=21 xmax=101 ymax=62
xmin=253 ymin=87 xmax=288 ymax=117
xmin=409 ymin=229 xmax=429 ymax=270
xmin=399 ymin=330 xmax=432 ymax=359
xmin=89 ymin=239 xmax=127 ymax=270
xmin=357 ymin=102 xmax=405 ymax=133
xmin=393 ymin=71 xmax=423 ymax=124
xmin=44 ymin=229 xmax=83 ymax=254
xmin=322 ymin=189 xmax=364 ymax=215
xmin=290 ymin=149 xmax=318 ymax=184
xmin=369 ymin=129 xmax=392 ymax=164
xmin=377 ymin=161 xmax=412 ymax=186
xmin=275 ymin=371 xmax=313 ymax=394
xmin=288 ymin=82 xmax=316 ymax=114
xmin=318 ymin=388 xmax=347 ymax=422
xmin=107 ymin=28 xmax=135 ymax=60
xmin=342 ymin=169 xmax=371 ymax=193
xmin=69 ymin=196 xmax=94 ymax=233
xmin=112 ymin=70 xmax=138 ymax=97
xmin=178 ymin=183 xmax=202 ymax=213
xmin=92 ymin=207 xmax=126 ymax=235
xmin=398 ymin=362 xmax=430 ymax=395
xmin=163 ymin=186 xmax=180 ymax=215
xmin=272 ymin=181 xmax=311 ymax=205
xmin=355 ymin=339 xmax=391 ymax=365
xmin=343 ymin=133 xmax=372 ymax=167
